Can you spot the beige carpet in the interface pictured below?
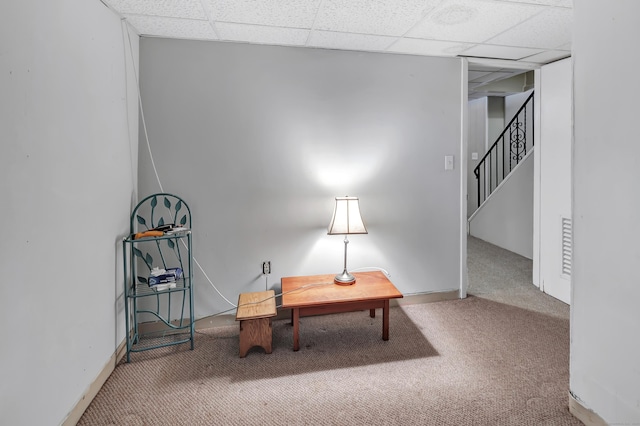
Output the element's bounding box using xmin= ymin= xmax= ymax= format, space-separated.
xmin=78 ymin=237 xmax=581 ymax=425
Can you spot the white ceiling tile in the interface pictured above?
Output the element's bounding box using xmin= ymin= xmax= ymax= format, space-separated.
xmin=205 ymin=0 xmax=321 ymax=28
xmin=518 ymin=49 xmax=570 ymax=64
xmin=307 ymin=31 xmax=396 ymax=52
xmin=408 ymin=0 xmax=542 ymax=43
xmin=468 ymin=70 xmax=493 ymax=81
xmin=104 ymin=0 xmax=207 ymax=20
xmin=555 ymin=0 xmax=573 ymax=7
xmin=216 ymin=22 xmax=309 ymax=46
xmin=497 ymin=0 xmax=561 ymax=6
xmin=469 ymin=63 xmax=506 ymax=72
xmin=314 ymin=0 xmax=442 ymax=37
xmin=487 ymin=7 xmax=572 ymax=49
xmin=470 ymin=70 xmax=513 ymax=83
xmin=124 ymin=15 xmax=218 ymax=39
xmin=461 ymin=44 xmax=544 ymax=60
xmin=508 ymin=0 xmax=573 ymax=6
xmin=104 ymin=0 xmax=573 ymax=94
xmin=388 ymin=38 xmax=472 ymax=56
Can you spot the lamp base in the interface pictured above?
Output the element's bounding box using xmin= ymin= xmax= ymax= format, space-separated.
xmin=334 ymin=271 xmax=356 ymax=285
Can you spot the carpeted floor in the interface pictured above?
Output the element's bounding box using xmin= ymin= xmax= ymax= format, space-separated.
xmin=78 ymin=236 xmax=580 ymax=425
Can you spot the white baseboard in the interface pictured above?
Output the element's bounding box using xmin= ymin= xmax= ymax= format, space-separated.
xmin=62 ymin=290 xmax=460 ymax=424
xmin=62 ymin=339 xmax=127 ymax=426
xmin=569 ymin=392 xmax=608 ymax=426
xmin=394 ymin=290 xmax=460 ymax=306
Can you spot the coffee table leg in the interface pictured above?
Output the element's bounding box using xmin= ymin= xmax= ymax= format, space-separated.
xmin=293 ymin=308 xmax=300 ymax=351
xmin=382 ymin=299 xmax=390 ymax=341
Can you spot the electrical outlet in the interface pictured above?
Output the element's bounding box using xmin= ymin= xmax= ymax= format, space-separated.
xmin=262 ymin=261 xmax=271 ymax=275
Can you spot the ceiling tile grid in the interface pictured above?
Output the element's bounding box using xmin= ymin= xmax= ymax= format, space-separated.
xmin=312 ymin=0 xmax=441 ymax=36
xmin=388 ymin=38 xmax=473 ymax=57
xmin=102 ymin=0 xmax=573 ymax=98
xmin=105 ymin=0 xmax=208 ymax=19
xmin=123 ymin=14 xmax=218 ymax=40
xmin=407 ymin=0 xmax=543 ymax=44
xmin=461 ymin=44 xmax=544 ymax=60
xmin=203 ymin=0 xmax=322 ymax=28
xmin=307 ymin=31 xmax=397 ymax=52
xmin=520 ymin=49 xmax=570 ymax=64
xmin=105 ymin=0 xmax=572 ymax=60
xmin=486 ymin=7 xmax=573 ymax=49
xmin=216 ymin=22 xmax=309 ymax=46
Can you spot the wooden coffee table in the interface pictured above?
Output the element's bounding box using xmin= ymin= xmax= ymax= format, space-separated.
xmin=280 ymin=271 xmax=403 ymax=351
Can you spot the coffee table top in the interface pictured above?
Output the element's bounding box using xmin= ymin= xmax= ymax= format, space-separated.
xmin=280 ymin=271 xmax=402 ymax=308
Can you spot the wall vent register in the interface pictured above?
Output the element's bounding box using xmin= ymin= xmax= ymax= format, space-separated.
xmin=561 ymin=217 xmax=572 ymax=278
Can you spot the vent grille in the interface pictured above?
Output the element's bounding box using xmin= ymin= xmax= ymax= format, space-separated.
xmin=561 ymin=217 xmax=572 ymax=277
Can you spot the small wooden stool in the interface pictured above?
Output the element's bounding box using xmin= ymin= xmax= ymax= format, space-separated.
xmin=235 ymin=290 xmax=277 ymax=358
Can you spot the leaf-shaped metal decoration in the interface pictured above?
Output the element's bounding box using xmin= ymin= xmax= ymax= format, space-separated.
xmin=150 ymin=195 xmax=158 ymax=227
xmin=145 ymin=253 xmax=153 ymax=267
xmin=167 ymin=239 xmax=175 ymax=249
xmin=158 ymin=217 xmax=165 ymax=227
xmin=180 ymin=215 xmax=187 ymax=225
xmin=175 ymin=200 xmax=182 ymax=213
xmin=164 ymin=197 xmax=171 ymax=209
xmin=136 ymin=215 xmax=146 ymax=226
xmin=137 ymin=276 xmax=148 ymax=284
xmin=133 ymin=247 xmax=144 ymax=258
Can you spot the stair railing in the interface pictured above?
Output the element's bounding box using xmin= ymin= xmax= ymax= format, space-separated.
xmin=473 ymin=92 xmax=534 ymax=209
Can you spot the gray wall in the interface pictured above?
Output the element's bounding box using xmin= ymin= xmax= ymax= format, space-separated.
xmin=487 ymin=96 xmax=505 ymax=144
xmin=0 ymin=0 xmax=139 ymax=424
xmin=467 ymin=98 xmax=488 ymax=216
xmin=138 ymin=38 xmax=465 ymax=318
xmin=468 ymin=151 xmax=533 ymax=259
xmin=571 ymin=1 xmax=640 ymax=423
xmin=505 ymin=90 xmax=532 ymax=127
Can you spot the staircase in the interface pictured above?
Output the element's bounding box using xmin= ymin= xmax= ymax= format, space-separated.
xmin=468 ymin=92 xmax=535 ymax=259
xmin=473 ymin=91 xmax=534 ymax=210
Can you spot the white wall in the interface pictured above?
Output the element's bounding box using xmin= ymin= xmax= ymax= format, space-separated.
xmin=487 ymin=96 xmax=505 ymax=144
xmin=468 ymin=151 xmax=534 ymax=259
xmin=505 ymin=90 xmax=533 ymax=127
xmin=467 ymin=90 xmax=534 ymax=253
xmin=0 ymin=1 xmax=138 ymax=424
xmin=533 ymin=59 xmax=571 ymax=304
xmin=571 ymin=1 xmax=640 ymax=423
xmin=467 ymin=98 xmax=488 ymax=217
xmin=138 ymin=38 xmax=465 ymax=318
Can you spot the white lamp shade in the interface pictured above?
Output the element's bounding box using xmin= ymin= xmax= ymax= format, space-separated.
xmin=327 ymin=196 xmax=368 ymax=235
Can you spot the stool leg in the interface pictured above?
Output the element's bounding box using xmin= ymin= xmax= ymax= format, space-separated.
xmin=264 ymin=318 xmax=273 ymax=354
xmin=239 ymin=318 xmax=273 ymax=358
xmin=239 ymin=320 xmax=250 ymax=358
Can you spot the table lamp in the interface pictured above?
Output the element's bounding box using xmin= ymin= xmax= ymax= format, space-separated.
xmin=327 ymin=196 xmax=368 ymax=285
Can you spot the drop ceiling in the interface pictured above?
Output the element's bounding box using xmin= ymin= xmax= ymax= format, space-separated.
xmin=100 ymin=0 xmax=572 ymax=99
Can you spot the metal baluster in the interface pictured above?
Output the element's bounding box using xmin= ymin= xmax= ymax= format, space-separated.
xmin=524 ymin=104 xmax=528 ymax=154
xmin=502 ymin=134 xmax=505 ymax=180
xmin=532 ymin=97 xmax=535 ymax=148
xmin=476 ymin=168 xmax=481 ymax=208
xmin=494 ymin=145 xmax=500 ymax=193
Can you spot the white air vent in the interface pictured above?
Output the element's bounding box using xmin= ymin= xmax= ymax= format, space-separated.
xmin=561 ymin=217 xmax=572 ymax=278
